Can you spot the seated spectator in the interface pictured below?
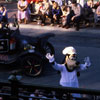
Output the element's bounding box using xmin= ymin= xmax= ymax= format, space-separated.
xmin=37 ymin=0 xmax=51 ymax=26
xmin=17 ymin=0 xmax=30 ymax=24
xmin=65 ymin=0 xmax=82 ymax=31
xmin=51 ymin=2 xmax=62 ymax=26
xmin=61 ymin=5 xmax=71 ymax=28
xmin=27 ymin=0 xmax=35 ymax=13
xmin=96 ymin=5 xmax=100 ymax=16
xmin=0 ymin=5 xmax=8 ymax=23
xmin=95 ymin=5 xmax=100 ymax=23
xmin=84 ymin=0 xmax=94 ymax=26
xmin=84 ymin=0 xmax=94 ymax=14
xmin=34 ymin=2 xmax=41 ymax=14
xmin=27 ymin=0 xmax=43 ymax=13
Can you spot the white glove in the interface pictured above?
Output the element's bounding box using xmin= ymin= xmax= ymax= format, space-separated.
xmin=46 ymin=53 xmax=55 ymax=63
xmin=84 ymin=56 xmax=91 ymax=67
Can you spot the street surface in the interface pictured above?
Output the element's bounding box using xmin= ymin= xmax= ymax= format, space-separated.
xmin=19 ymin=24 xmax=100 ymax=90
xmin=0 ymin=1 xmax=100 ymax=90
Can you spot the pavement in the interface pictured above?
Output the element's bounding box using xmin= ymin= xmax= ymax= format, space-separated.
xmin=14 ymin=22 xmax=100 ymax=90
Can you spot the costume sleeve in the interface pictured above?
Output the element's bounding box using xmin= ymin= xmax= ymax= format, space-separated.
xmin=52 ymin=62 xmax=63 ymax=71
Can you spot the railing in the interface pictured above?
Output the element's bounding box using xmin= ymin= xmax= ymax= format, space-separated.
xmin=0 ymin=78 xmax=100 ymax=100
xmin=0 ymin=74 xmax=99 ymax=100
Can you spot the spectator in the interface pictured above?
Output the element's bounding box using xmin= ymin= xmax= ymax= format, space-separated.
xmin=37 ymin=0 xmax=51 ymax=26
xmin=27 ymin=0 xmax=43 ymax=13
xmin=61 ymin=5 xmax=71 ymax=28
xmin=96 ymin=5 xmax=100 ymax=16
xmin=65 ymin=0 xmax=82 ymax=31
xmin=95 ymin=5 xmax=100 ymax=23
xmin=84 ymin=0 xmax=94 ymax=13
xmin=84 ymin=0 xmax=94 ymax=26
xmin=0 ymin=5 xmax=8 ymax=23
xmin=71 ymin=0 xmax=82 ymax=30
xmin=17 ymin=0 xmax=30 ymax=24
xmin=34 ymin=1 xmax=41 ymax=14
xmin=51 ymin=2 xmax=62 ymax=26
xmin=27 ymin=0 xmax=35 ymax=13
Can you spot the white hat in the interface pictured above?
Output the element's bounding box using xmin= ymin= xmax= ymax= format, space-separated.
xmin=62 ymin=46 xmax=77 ymax=55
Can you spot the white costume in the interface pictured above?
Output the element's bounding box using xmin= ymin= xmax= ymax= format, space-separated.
xmin=46 ymin=46 xmax=91 ymax=98
xmin=52 ymin=62 xmax=89 ymax=87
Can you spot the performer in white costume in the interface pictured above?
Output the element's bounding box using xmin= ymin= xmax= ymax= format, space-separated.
xmin=46 ymin=46 xmax=91 ymax=98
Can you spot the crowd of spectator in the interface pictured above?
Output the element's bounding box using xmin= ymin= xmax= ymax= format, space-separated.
xmin=1 ymin=0 xmax=100 ymax=31
xmin=16 ymin=0 xmax=100 ymax=31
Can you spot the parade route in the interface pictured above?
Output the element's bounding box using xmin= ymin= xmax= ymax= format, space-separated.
xmin=0 ymin=1 xmax=100 ymax=90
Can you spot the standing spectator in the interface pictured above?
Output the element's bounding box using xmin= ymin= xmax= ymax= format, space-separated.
xmin=46 ymin=46 xmax=91 ymax=98
xmin=17 ymin=0 xmax=30 ymax=24
xmin=51 ymin=2 xmax=62 ymax=26
xmin=0 ymin=5 xmax=8 ymax=23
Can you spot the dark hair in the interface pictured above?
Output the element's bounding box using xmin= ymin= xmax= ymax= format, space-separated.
xmin=71 ymin=0 xmax=76 ymax=4
xmin=51 ymin=0 xmax=55 ymax=2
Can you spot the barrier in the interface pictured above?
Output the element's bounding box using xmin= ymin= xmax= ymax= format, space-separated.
xmin=0 ymin=78 xmax=100 ymax=100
